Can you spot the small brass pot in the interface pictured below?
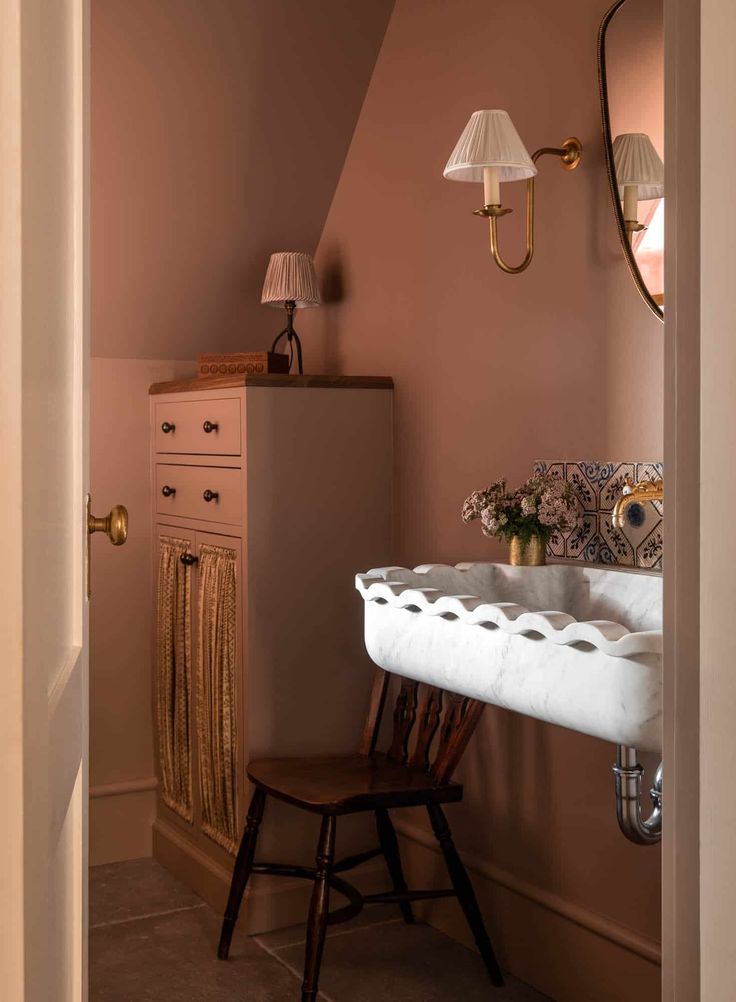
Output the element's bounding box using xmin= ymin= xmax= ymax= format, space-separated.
xmin=508 ymin=534 xmax=546 ymax=566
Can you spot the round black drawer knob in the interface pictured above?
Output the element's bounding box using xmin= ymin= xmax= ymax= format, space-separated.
xmin=203 ymin=489 xmax=219 ymax=503
xmin=161 ymin=421 xmax=176 ymax=434
xmin=203 ymin=420 xmax=219 ymax=434
xmin=180 ymin=552 xmax=198 ymax=566
xmin=161 ymin=485 xmax=176 ymax=497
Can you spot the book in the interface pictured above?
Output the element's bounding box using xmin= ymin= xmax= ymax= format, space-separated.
xmin=197 ymin=352 xmax=290 ymax=377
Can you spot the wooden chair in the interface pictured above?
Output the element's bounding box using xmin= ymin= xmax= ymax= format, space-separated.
xmin=217 ymin=669 xmax=504 ymax=1000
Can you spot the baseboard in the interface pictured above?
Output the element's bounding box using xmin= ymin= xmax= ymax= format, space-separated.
xmin=89 ymin=778 xmax=158 ymax=865
xmin=153 ymin=816 xmax=387 ymax=934
xmin=90 ymin=777 xmax=158 ymax=799
xmin=394 ymin=818 xmax=661 ymax=1002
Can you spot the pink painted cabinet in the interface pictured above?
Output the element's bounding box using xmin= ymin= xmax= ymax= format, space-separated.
xmin=149 ymin=374 xmax=393 ymax=920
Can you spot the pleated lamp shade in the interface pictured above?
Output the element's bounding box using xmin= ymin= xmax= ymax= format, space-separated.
xmin=612 ymin=133 xmax=664 ymax=201
xmin=261 ymin=252 xmax=321 ymax=309
xmin=443 ymin=110 xmax=537 ymax=183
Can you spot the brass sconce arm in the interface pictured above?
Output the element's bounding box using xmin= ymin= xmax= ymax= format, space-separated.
xmin=474 ymin=138 xmax=582 ymax=275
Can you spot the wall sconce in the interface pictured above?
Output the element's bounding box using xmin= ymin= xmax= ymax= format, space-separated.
xmin=443 ymin=109 xmax=582 ymax=274
xmin=611 ymin=133 xmax=664 ymax=241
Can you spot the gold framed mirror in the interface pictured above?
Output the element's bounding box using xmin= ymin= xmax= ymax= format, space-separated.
xmin=598 ymin=0 xmax=664 ymax=322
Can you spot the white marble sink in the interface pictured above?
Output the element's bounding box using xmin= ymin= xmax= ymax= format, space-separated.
xmin=356 ymin=562 xmax=662 ymax=753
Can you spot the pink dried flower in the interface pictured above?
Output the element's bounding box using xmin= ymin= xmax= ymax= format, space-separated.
xmin=461 ymin=471 xmax=581 ymax=544
xmin=461 ymin=490 xmax=488 ymax=523
xmin=480 ymin=508 xmax=499 ymax=536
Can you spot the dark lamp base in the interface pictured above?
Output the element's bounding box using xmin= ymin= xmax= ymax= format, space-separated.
xmin=270 ymin=300 xmax=304 ymax=375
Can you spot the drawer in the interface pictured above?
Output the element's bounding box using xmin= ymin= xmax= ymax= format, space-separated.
xmin=155 ymin=464 xmax=242 ymax=525
xmin=154 ymin=397 xmax=241 ymax=455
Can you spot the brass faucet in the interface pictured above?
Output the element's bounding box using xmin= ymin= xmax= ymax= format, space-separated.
xmin=611 ymin=477 xmax=664 ymax=528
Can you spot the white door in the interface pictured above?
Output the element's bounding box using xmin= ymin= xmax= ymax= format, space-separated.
xmin=0 ymin=2 xmax=102 ymax=998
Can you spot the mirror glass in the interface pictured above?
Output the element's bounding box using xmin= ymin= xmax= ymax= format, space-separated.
xmin=599 ymin=0 xmax=664 ymax=320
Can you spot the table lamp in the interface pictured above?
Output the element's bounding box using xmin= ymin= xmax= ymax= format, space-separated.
xmin=261 ymin=252 xmax=321 ymax=374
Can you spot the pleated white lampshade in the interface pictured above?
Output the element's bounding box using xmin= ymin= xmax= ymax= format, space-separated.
xmin=261 ymin=252 xmax=321 ymax=309
xmin=443 ymin=110 xmax=537 ymax=183
xmin=612 ymin=133 xmax=664 ymax=200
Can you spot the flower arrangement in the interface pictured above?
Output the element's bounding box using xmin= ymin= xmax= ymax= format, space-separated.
xmin=462 ymin=472 xmax=581 ymax=549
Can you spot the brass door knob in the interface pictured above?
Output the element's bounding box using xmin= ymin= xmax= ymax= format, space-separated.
xmin=88 ymin=504 xmax=128 ymax=546
xmin=203 ymin=420 xmax=219 ymax=433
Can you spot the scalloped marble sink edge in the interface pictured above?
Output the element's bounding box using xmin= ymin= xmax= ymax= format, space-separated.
xmin=356 ymin=562 xmax=662 ymax=752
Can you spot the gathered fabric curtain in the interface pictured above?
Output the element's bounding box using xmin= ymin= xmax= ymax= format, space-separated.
xmin=197 ymin=543 xmax=238 ymax=853
xmin=156 ymin=536 xmax=193 ymax=822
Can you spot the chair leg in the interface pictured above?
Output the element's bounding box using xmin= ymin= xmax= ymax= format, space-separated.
xmin=427 ymin=803 xmax=504 ymax=988
xmin=375 ymin=808 xmax=414 ymax=924
xmin=301 ymin=814 xmax=336 ymax=1002
xmin=218 ymin=788 xmax=266 ymax=960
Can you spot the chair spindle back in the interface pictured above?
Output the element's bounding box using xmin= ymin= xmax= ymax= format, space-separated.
xmin=359 ymin=669 xmax=485 ymax=784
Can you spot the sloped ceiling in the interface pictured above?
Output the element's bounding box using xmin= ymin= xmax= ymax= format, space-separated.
xmin=92 ymin=0 xmax=394 ymax=358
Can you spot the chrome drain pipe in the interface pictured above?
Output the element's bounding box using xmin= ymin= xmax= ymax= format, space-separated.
xmin=612 ymin=745 xmax=662 ymax=845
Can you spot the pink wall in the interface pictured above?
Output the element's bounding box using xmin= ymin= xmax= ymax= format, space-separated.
xmin=89 ymin=0 xmax=392 ymax=861
xmin=303 ymin=1 xmax=663 ymax=563
xmin=608 ymin=0 xmax=664 ymax=157
xmin=300 ymin=0 xmax=663 ymax=997
xmin=89 ymin=358 xmax=191 ymax=864
xmin=92 ymin=0 xmax=393 ymax=359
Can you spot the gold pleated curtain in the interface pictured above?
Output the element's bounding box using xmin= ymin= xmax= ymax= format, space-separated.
xmin=156 ymin=536 xmax=193 ymax=822
xmin=197 ymin=544 xmax=238 ymax=853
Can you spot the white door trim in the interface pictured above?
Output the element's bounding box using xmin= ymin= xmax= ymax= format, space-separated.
xmin=0 ymin=1 xmax=90 ymax=998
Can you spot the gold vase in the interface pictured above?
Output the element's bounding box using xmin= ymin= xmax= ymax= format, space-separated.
xmin=508 ymin=534 xmax=546 ymax=566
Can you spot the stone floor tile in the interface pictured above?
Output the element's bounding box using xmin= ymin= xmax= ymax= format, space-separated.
xmin=90 ymin=858 xmax=202 ymax=928
xmin=255 ymin=905 xmax=400 ymax=950
xmin=273 ymin=920 xmax=551 ymax=1002
xmin=89 ymin=859 xmax=553 ymax=1001
xmin=90 ymin=906 xmax=300 ymax=1001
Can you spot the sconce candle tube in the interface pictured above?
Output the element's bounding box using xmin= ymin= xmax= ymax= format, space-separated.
xmin=483 ymin=166 xmax=500 ymax=207
xmin=623 ymin=184 xmax=638 ymax=223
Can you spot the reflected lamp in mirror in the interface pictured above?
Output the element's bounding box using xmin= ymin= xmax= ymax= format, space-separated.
xmin=612 ymin=133 xmax=664 ymax=239
xmin=598 ymin=0 xmax=664 ymax=321
xmin=261 ymin=251 xmax=321 ymax=375
xmin=443 ymin=109 xmax=582 ymax=274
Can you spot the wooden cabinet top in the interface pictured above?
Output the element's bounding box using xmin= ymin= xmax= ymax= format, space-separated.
xmin=149 ymin=373 xmax=394 ymax=395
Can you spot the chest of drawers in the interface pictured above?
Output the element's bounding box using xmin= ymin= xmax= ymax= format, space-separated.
xmin=149 ymin=373 xmax=393 ymax=924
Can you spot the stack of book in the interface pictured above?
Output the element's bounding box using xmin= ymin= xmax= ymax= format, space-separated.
xmin=197 ymin=352 xmax=290 ymax=377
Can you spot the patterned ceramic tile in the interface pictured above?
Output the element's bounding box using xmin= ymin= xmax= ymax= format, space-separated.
xmin=533 ymin=459 xmax=663 ymax=569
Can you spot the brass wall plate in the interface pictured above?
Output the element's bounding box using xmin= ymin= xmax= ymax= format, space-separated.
xmin=560 ymin=137 xmax=583 ymax=171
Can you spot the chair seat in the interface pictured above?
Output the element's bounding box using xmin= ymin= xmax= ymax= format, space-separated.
xmin=247 ymin=753 xmax=463 ymax=815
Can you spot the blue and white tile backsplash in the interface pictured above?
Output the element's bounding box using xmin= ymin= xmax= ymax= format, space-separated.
xmin=533 ymin=460 xmax=663 ymax=569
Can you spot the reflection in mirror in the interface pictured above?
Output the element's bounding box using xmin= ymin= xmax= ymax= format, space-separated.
xmin=599 ymin=0 xmax=664 ymax=319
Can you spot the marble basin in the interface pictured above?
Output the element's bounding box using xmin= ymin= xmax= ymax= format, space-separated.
xmin=356 ymin=562 xmax=662 ymax=753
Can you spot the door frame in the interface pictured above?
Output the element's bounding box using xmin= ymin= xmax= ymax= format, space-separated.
xmin=0 ymin=2 xmax=27 ymax=993
xmin=664 ymin=0 xmax=736 ymax=998
xmin=662 ymin=0 xmax=701 ymax=996
xmin=0 ymin=0 xmax=90 ymax=998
